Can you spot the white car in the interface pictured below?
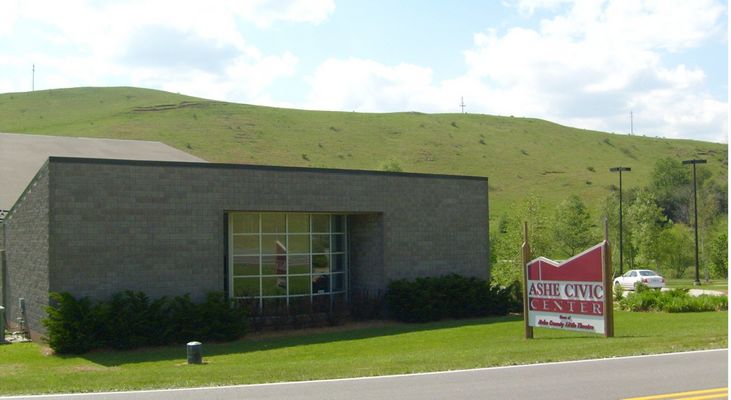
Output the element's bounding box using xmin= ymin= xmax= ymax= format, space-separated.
xmin=614 ymin=269 xmax=665 ymax=290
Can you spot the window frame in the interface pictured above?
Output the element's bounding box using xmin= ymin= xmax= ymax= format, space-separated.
xmin=228 ymin=212 xmax=348 ymax=311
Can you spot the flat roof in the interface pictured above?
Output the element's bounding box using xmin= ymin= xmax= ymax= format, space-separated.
xmin=0 ymin=132 xmax=205 ymax=210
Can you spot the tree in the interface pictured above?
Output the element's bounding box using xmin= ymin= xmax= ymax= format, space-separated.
xmin=626 ymin=190 xmax=667 ymax=269
xmin=649 ymin=157 xmax=690 ymax=223
xmin=656 ymin=223 xmax=694 ymax=278
xmin=491 ymin=195 xmax=555 ymax=286
xmin=696 ymin=176 xmax=727 ymax=270
xmin=709 ymin=231 xmax=728 ymax=279
xmin=602 ymin=188 xmax=638 ymax=274
xmin=517 ymin=195 xmax=555 ymax=259
xmin=553 ymin=195 xmax=597 ymax=257
xmin=700 ymin=178 xmax=727 ymax=218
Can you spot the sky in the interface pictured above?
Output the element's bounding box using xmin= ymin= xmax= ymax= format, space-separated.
xmin=1 ymin=0 xmax=728 ymax=143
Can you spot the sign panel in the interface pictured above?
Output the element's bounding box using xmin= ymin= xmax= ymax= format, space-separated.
xmin=525 ymin=243 xmax=610 ymax=335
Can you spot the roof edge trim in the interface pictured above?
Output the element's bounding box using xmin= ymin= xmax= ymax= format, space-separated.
xmin=47 ymin=156 xmax=488 ymax=181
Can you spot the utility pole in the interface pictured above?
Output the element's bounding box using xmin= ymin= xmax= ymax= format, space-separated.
xmin=682 ymin=159 xmax=707 ymax=286
xmin=609 ymin=167 xmax=631 ymax=276
xmin=460 ymin=97 xmax=466 ymax=114
xmin=32 ymin=64 xmax=35 ymax=91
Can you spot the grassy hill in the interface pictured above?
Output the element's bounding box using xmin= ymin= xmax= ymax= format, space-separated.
xmin=0 ymin=86 xmax=726 ymax=219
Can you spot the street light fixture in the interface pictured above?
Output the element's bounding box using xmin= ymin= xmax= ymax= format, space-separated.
xmin=609 ymin=166 xmax=631 ymax=276
xmin=682 ymin=159 xmax=707 ymax=286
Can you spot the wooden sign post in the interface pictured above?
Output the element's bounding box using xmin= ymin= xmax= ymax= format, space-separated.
xmin=602 ymin=218 xmax=614 ymax=338
xmin=521 ymin=222 xmax=533 ymax=339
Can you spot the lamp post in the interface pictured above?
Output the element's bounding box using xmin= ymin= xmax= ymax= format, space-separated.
xmin=682 ymin=159 xmax=706 ymax=286
xmin=609 ymin=167 xmax=631 ymax=276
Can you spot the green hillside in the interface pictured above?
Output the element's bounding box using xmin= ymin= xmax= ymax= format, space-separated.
xmin=0 ymin=86 xmax=726 ymax=218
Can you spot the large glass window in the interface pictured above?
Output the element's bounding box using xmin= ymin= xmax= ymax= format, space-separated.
xmin=229 ymin=212 xmax=348 ymax=312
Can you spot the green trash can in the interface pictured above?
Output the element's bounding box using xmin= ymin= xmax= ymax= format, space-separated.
xmin=187 ymin=341 xmax=202 ymax=364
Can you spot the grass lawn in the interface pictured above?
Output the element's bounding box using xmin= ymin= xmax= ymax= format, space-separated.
xmin=665 ymin=279 xmax=728 ymax=293
xmin=0 ymin=311 xmax=726 ymax=395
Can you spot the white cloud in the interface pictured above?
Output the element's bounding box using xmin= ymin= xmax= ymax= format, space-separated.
xmin=246 ymin=0 xmax=336 ymax=26
xmin=0 ymin=0 xmax=725 ymax=142
xmin=513 ymin=0 xmax=574 ymax=16
xmin=0 ymin=0 xmax=330 ymax=100
xmin=303 ymin=0 xmax=727 ymax=142
xmin=122 ymin=51 xmax=298 ymax=102
xmin=0 ymin=0 xmax=22 ymax=36
xmin=1 ymin=0 xmax=335 ymax=39
xmin=306 ymin=58 xmax=437 ymax=111
xmin=304 ymin=57 xmax=538 ymax=117
xmin=463 ymin=0 xmax=727 ymax=141
xmin=631 ymin=90 xmax=728 ymax=142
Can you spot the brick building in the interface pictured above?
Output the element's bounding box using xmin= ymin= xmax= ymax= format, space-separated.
xmin=1 ymin=157 xmax=489 ymax=339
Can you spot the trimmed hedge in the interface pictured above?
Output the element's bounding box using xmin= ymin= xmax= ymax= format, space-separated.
xmin=385 ymin=274 xmax=521 ymax=323
xmin=43 ymin=291 xmax=247 ymax=354
xmin=43 ymin=293 xmax=107 ymax=354
xmin=619 ymin=286 xmax=728 ymax=313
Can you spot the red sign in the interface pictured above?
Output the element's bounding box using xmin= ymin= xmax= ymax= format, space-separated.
xmin=525 ymin=242 xmax=612 ymax=335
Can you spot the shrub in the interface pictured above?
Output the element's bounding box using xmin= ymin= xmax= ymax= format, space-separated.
xmin=106 ymin=291 xmax=156 ymax=349
xmin=619 ymin=288 xmax=727 ymax=313
xmin=196 ymin=292 xmax=248 ymax=342
xmin=164 ymin=294 xmax=200 ymax=343
xmin=43 ymin=293 xmax=106 ymax=354
xmin=380 ymin=158 xmax=403 ymax=172
xmin=613 ymin=283 xmax=624 ymax=302
xmin=620 ymin=287 xmax=659 ymax=312
xmin=664 ymin=295 xmax=727 ymax=313
xmin=505 ymin=281 xmax=523 ymax=312
xmin=385 ymin=274 xmax=518 ymax=323
xmin=385 ymin=278 xmax=436 ymax=323
xmin=43 ymin=291 xmax=248 ymax=354
xmin=349 ymin=289 xmax=385 ymax=321
xmin=487 ymin=280 xmax=523 ymax=315
xmin=489 ymin=261 xmax=522 ymax=288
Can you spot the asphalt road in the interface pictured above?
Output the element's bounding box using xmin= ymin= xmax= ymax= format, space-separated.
xmin=2 ymin=349 xmax=727 ymax=400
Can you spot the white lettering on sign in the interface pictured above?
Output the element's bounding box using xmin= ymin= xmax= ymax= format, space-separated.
xmin=527 ymin=281 xmax=604 ymax=301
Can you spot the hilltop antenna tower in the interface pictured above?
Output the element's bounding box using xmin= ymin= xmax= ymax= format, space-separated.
xmin=630 ymin=111 xmax=633 ymax=135
xmin=32 ymin=64 xmax=35 ymax=91
xmin=460 ymin=97 xmax=466 ymax=114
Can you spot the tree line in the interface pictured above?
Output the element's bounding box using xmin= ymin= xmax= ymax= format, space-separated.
xmin=490 ymin=157 xmax=727 ymax=285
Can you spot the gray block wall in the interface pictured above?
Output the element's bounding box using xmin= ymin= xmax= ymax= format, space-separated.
xmin=6 ymin=157 xmax=489 ymax=335
xmin=348 ymin=214 xmax=385 ymax=292
xmin=2 ymin=163 xmax=50 ymax=339
xmin=1 ymin=224 xmax=5 ymax=310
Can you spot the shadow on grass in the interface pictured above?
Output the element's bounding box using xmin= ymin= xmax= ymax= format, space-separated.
xmin=533 ymin=333 xmax=649 ymax=340
xmin=67 ymin=315 xmax=524 ymax=367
